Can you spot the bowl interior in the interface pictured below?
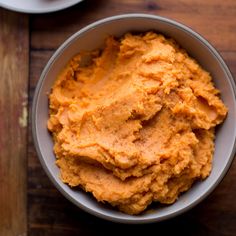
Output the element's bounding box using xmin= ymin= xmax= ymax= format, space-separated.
xmin=33 ymin=14 xmax=236 ymax=223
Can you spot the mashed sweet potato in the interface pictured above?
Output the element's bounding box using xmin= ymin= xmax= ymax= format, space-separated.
xmin=48 ymin=32 xmax=227 ymax=215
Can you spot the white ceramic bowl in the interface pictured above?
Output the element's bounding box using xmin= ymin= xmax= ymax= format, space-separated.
xmin=0 ymin=0 xmax=84 ymax=14
xmin=32 ymin=14 xmax=236 ymax=223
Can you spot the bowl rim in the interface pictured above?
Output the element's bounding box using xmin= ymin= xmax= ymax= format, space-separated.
xmin=0 ymin=0 xmax=84 ymax=14
xmin=32 ymin=13 xmax=236 ymax=224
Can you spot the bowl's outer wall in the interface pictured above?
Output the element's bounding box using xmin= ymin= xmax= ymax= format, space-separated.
xmin=33 ymin=14 xmax=236 ymax=223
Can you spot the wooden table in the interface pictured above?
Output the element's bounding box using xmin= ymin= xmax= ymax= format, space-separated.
xmin=0 ymin=1 xmax=236 ymax=235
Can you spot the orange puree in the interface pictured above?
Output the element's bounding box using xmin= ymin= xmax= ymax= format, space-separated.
xmin=48 ymin=32 xmax=227 ymax=215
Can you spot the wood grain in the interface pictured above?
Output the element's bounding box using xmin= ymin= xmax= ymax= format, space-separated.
xmin=30 ymin=0 xmax=236 ymax=51
xmin=0 ymin=9 xmax=29 ymax=236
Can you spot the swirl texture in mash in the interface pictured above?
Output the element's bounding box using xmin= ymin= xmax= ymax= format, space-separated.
xmin=48 ymin=32 xmax=227 ymax=215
